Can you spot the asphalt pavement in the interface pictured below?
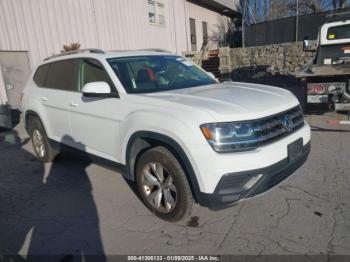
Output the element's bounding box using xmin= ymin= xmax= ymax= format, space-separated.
xmin=0 ymin=112 xmax=349 ymax=261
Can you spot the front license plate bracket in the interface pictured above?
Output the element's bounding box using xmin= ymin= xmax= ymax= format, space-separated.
xmin=288 ymin=138 xmax=303 ymax=162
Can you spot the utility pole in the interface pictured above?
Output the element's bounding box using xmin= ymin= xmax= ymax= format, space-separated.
xmin=296 ymin=0 xmax=299 ymax=42
xmin=242 ymin=0 xmax=247 ymax=48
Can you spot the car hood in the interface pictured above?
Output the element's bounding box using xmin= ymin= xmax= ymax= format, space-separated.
xmin=142 ymin=82 xmax=300 ymax=122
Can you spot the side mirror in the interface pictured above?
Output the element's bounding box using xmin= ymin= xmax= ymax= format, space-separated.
xmin=82 ymin=82 xmax=116 ymax=98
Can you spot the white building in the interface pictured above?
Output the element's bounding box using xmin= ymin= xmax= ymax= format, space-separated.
xmin=0 ymin=0 xmax=239 ymax=127
xmin=0 ymin=0 xmax=240 ymax=68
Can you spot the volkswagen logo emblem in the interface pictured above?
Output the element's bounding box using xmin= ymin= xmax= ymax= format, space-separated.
xmin=282 ymin=115 xmax=293 ymax=132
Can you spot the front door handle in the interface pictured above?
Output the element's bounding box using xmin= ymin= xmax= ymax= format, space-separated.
xmin=69 ymin=101 xmax=79 ymax=107
xmin=41 ymin=97 xmax=48 ymax=102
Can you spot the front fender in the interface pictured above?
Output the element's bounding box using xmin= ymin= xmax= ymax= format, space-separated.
xmin=120 ymin=111 xmax=205 ymax=199
xmin=119 ymin=111 xmax=202 ymax=165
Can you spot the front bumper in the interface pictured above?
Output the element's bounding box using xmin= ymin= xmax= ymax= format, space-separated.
xmin=197 ymin=142 xmax=311 ymax=209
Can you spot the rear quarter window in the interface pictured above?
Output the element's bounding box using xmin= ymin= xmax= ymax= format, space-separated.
xmin=33 ymin=64 xmax=50 ymax=87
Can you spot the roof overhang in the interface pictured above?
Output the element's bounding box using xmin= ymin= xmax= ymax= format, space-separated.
xmin=186 ymin=0 xmax=241 ymax=18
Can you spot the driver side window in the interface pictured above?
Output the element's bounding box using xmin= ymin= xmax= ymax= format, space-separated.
xmin=78 ymin=58 xmax=115 ymax=92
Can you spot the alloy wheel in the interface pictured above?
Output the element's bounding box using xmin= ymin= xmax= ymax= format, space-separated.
xmin=32 ymin=129 xmax=46 ymax=158
xmin=141 ymin=162 xmax=177 ymax=213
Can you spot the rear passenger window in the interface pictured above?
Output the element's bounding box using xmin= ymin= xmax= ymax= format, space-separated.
xmin=79 ymin=59 xmax=115 ymax=91
xmin=46 ymin=59 xmax=78 ymax=91
xmin=33 ymin=64 xmax=50 ymax=87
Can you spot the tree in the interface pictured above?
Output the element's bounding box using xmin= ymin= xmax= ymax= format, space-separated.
xmin=269 ymin=0 xmax=294 ymax=20
xmin=334 ymin=0 xmax=348 ymax=9
xmin=240 ymin=0 xmax=350 ymax=25
xmin=296 ymin=0 xmax=347 ymax=15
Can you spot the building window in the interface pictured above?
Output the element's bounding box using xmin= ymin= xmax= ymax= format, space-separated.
xmin=202 ymin=21 xmax=208 ymax=46
xmin=190 ymin=18 xmax=197 ymax=51
xmin=148 ymin=0 xmax=165 ymax=26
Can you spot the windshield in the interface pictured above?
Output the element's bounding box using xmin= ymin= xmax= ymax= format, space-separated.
xmin=107 ymin=56 xmax=216 ymax=93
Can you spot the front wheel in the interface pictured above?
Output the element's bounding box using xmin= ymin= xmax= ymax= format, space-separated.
xmin=135 ymin=146 xmax=193 ymax=222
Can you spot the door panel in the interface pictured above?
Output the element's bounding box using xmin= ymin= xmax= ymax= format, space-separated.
xmin=44 ymin=89 xmax=71 ymax=141
xmin=68 ymin=58 xmax=121 ymax=161
xmin=68 ymin=93 xmax=121 ymax=161
xmin=44 ymin=59 xmax=78 ymax=142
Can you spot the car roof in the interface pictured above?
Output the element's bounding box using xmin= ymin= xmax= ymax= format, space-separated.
xmin=41 ymin=49 xmax=178 ymax=65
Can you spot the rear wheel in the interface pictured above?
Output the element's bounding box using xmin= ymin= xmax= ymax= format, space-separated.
xmin=28 ymin=117 xmax=58 ymax=162
xmin=135 ymin=146 xmax=193 ymax=222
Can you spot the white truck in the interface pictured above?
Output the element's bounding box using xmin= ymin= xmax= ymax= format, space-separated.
xmin=298 ymin=11 xmax=350 ymax=112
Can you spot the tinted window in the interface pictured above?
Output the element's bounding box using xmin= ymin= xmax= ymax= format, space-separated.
xmin=327 ymin=24 xmax=350 ymax=40
xmin=33 ymin=64 xmax=50 ymax=87
xmin=46 ymin=59 xmax=78 ymax=91
xmin=79 ymin=59 xmax=115 ymax=91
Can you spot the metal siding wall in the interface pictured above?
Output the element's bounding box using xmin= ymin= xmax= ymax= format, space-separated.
xmin=185 ymin=1 xmax=229 ymax=51
xmin=244 ymin=12 xmax=328 ymax=47
xmin=0 ymin=0 xmax=188 ymax=68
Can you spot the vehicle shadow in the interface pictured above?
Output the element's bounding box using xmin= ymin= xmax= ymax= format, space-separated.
xmin=0 ymin=133 xmax=106 ymax=262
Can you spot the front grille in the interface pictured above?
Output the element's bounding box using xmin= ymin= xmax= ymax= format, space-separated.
xmin=227 ymin=106 xmax=305 ymax=151
xmin=253 ymin=106 xmax=304 ymax=145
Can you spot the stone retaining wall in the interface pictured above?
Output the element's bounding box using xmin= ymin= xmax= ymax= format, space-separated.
xmin=219 ymin=41 xmax=317 ymax=75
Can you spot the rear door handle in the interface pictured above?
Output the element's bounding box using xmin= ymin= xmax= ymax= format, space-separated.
xmin=41 ymin=97 xmax=48 ymax=102
xmin=69 ymin=101 xmax=79 ymax=107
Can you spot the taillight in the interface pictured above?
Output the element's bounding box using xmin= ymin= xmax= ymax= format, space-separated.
xmin=314 ymin=85 xmax=325 ymax=94
xmin=307 ymin=84 xmax=325 ymax=94
xmin=307 ymin=85 xmax=314 ymax=94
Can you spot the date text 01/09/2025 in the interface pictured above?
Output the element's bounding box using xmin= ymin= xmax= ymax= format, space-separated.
xmin=127 ymin=255 xmax=220 ymax=261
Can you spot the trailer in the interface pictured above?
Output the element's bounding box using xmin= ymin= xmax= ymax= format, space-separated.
xmin=296 ymin=11 xmax=350 ymax=112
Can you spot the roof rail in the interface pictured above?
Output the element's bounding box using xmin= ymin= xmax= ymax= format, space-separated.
xmin=109 ymin=48 xmax=172 ymax=53
xmin=139 ymin=48 xmax=172 ymax=53
xmin=44 ymin=48 xmax=105 ymax=61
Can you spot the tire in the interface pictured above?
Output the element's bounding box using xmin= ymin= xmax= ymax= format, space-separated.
xmin=28 ymin=117 xmax=58 ymax=162
xmin=135 ymin=146 xmax=193 ymax=222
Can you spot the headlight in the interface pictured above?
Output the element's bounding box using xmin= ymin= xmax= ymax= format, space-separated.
xmin=200 ymin=106 xmax=304 ymax=153
xmin=200 ymin=122 xmax=258 ymax=152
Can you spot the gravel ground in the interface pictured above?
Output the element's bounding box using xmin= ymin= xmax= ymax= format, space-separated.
xmin=0 ymin=112 xmax=349 ymax=261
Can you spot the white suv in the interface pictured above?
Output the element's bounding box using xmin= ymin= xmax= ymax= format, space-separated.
xmin=21 ymin=49 xmax=311 ymax=221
